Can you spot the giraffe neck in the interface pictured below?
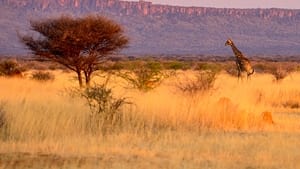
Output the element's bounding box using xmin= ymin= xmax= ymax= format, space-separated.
xmin=230 ymin=43 xmax=243 ymax=57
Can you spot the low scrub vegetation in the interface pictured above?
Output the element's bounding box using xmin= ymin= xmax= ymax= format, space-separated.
xmin=163 ymin=60 xmax=192 ymax=70
xmin=0 ymin=59 xmax=24 ymax=77
xmin=0 ymin=102 xmax=8 ymax=140
xmin=223 ymin=63 xmax=239 ymax=77
xmin=31 ymin=71 xmax=55 ymax=82
xmin=252 ymin=62 xmax=297 ymax=81
xmin=176 ymin=70 xmax=217 ymax=95
xmin=118 ymin=61 xmax=169 ymax=92
xmin=0 ymin=102 xmax=6 ymax=129
xmin=69 ymin=80 xmax=130 ymax=134
xmin=269 ymin=67 xmax=290 ymax=82
xmin=195 ymin=62 xmax=222 ymax=73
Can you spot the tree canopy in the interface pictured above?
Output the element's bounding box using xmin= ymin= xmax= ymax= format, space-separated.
xmin=21 ymin=15 xmax=129 ymax=87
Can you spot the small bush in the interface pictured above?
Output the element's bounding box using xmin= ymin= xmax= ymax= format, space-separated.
xmin=271 ymin=68 xmax=289 ymax=82
xmin=253 ymin=63 xmax=270 ymax=73
xmin=224 ymin=63 xmax=239 ymax=77
xmin=260 ymin=63 xmax=295 ymax=82
xmin=71 ymin=80 xmax=130 ymax=134
xmin=265 ymin=65 xmax=290 ymax=82
xmin=31 ymin=71 xmax=55 ymax=82
xmin=0 ymin=103 xmax=6 ymax=129
xmin=163 ymin=61 xmax=191 ymax=70
xmin=0 ymin=59 xmax=23 ymax=77
xmin=176 ymin=70 xmax=217 ymax=95
xmin=282 ymin=101 xmax=300 ymax=109
xmin=196 ymin=62 xmax=222 ymax=73
xmin=118 ymin=61 xmax=168 ymax=92
xmin=0 ymin=102 xmax=8 ymax=140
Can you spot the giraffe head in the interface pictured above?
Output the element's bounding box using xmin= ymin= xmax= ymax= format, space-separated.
xmin=225 ymin=38 xmax=234 ymax=46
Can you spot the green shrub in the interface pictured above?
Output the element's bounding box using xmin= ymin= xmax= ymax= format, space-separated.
xmin=118 ymin=61 xmax=167 ymax=92
xmin=0 ymin=102 xmax=8 ymax=140
xmin=282 ymin=100 xmax=300 ymax=109
xmin=163 ymin=61 xmax=190 ymax=70
xmin=71 ymin=80 xmax=130 ymax=134
xmin=253 ymin=63 xmax=270 ymax=73
xmin=0 ymin=103 xmax=6 ymax=129
xmin=269 ymin=67 xmax=289 ymax=82
xmin=31 ymin=71 xmax=55 ymax=82
xmin=196 ymin=62 xmax=222 ymax=73
xmin=145 ymin=61 xmax=163 ymax=70
xmin=224 ymin=63 xmax=239 ymax=77
xmin=0 ymin=59 xmax=23 ymax=77
xmin=176 ymin=70 xmax=217 ymax=95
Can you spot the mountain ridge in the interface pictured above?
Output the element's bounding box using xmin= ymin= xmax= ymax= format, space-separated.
xmin=2 ymin=0 xmax=300 ymax=18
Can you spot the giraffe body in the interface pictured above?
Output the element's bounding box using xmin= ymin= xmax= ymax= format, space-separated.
xmin=225 ymin=39 xmax=254 ymax=79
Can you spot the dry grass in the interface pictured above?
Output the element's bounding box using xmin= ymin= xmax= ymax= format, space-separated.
xmin=1 ymin=70 xmax=300 ymax=168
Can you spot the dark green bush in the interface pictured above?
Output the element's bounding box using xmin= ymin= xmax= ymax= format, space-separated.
xmin=0 ymin=102 xmax=8 ymax=140
xmin=253 ymin=63 xmax=270 ymax=73
xmin=163 ymin=61 xmax=191 ymax=70
xmin=0 ymin=103 xmax=6 ymax=129
xmin=0 ymin=59 xmax=23 ymax=77
xmin=196 ymin=62 xmax=222 ymax=73
xmin=176 ymin=70 xmax=217 ymax=95
xmin=268 ymin=66 xmax=289 ymax=82
xmin=31 ymin=71 xmax=55 ymax=82
xmin=71 ymin=81 xmax=130 ymax=134
xmin=118 ymin=61 xmax=166 ymax=92
xmin=224 ymin=63 xmax=239 ymax=77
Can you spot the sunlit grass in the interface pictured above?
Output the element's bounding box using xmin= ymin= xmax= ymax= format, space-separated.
xmin=0 ymin=70 xmax=300 ymax=168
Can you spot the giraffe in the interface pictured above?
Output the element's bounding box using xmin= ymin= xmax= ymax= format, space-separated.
xmin=225 ymin=38 xmax=254 ymax=79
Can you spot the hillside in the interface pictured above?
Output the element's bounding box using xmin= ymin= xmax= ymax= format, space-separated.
xmin=1 ymin=0 xmax=300 ymax=55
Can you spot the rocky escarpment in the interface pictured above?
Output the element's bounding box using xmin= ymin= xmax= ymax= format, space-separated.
xmin=1 ymin=0 xmax=300 ymax=55
xmin=2 ymin=0 xmax=300 ymax=18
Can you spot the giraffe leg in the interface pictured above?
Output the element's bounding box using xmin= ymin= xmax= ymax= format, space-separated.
xmin=235 ymin=63 xmax=240 ymax=80
xmin=237 ymin=70 xmax=242 ymax=82
xmin=247 ymin=74 xmax=250 ymax=80
xmin=236 ymin=65 xmax=242 ymax=82
xmin=247 ymin=69 xmax=254 ymax=80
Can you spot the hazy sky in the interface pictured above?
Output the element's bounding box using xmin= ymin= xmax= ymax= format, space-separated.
xmin=131 ymin=0 xmax=300 ymax=9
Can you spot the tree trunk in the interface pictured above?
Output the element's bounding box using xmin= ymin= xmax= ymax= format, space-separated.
xmin=76 ymin=70 xmax=83 ymax=88
xmin=84 ymin=71 xmax=91 ymax=87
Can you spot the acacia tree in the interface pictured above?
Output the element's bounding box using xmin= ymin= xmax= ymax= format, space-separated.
xmin=21 ymin=15 xmax=128 ymax=87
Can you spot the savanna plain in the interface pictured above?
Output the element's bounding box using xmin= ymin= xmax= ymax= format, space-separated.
xmin=0 ymin=59 xmax=300 ymax=169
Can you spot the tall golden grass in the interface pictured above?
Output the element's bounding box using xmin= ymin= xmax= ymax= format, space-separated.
xmin=1 ymin=70 xmax=300 ymax=168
